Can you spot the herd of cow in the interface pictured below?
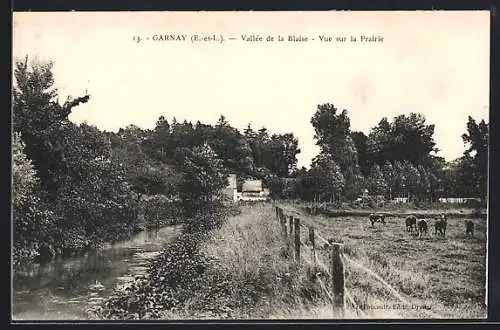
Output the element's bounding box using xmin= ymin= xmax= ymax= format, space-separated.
xmin=368 ymin=213 xmax=475 ymax=238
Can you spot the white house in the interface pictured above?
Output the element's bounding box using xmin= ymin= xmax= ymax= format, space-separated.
xmin=223 ymin=174 xmax=270 ymax=202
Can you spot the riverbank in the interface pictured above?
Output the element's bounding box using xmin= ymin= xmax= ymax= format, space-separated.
xmin=92 ymin=203 xmax=325 ymax=319
xmin=12 ymin=225 xmax=182 ymax=320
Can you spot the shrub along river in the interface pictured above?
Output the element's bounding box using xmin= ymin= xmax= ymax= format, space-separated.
xmin=12 ymin=225 xmax=182 ymax=320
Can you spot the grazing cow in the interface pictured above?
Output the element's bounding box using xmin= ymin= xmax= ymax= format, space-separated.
xmin=434 ymin=213 xmax=448 ymax=237
xmin=405 ymin=215 xmax=417 ymax=232
xmin=465 ymin=220 xmax=475 ymax=236
xmin=369 ymin=213 xmax=386 ymax=227
xmin=417 ymin=219 xmax=428 ymax=237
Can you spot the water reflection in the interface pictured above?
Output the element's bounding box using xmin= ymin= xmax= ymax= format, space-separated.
xmin=12 ymin=225 xmax=181 ymax=320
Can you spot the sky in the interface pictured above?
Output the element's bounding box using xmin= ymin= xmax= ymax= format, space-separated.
xmin=12 ymin=11 xmax=490 ymax=168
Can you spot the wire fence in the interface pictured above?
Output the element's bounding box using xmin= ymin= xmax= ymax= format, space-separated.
xmin=273 ymin=204 xmax=443 ymax=319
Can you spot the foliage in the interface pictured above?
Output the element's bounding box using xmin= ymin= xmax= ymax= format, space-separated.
xmin=366 ymin=113 xmax=437 ymax=166
xmin=311 ymin=103 xmax=363 ymax=199
xmin=461 ymin=116 xmax=488 ymax=200
xmin=12 ymin=132 xmax=57 ymax=263
xmin=12 ymin=132 xmax=38 ymax=209
xmin=94 ymin=205 xmax=319 ymax=320
xmin=351 ymin=131 xmax=370 ymax=177
xmin=303 ymin=152 xmax=345 ymax=202
xmin=173 ymin=143 xmax=228 ymax=215
xmin=92 ymin=206 xmax=231 ymax=319
xmin=244 ymin=124 xmax=301 ymax=178
xmin=367 ymin=164 xmax=388 ymax=197
xmin=12 ymin=57 xmax=141 ymax=262
xmin=12 ymin=54 xmax=488 ymax=268
xmin=142 ymin=195 xmax=181 ymax=229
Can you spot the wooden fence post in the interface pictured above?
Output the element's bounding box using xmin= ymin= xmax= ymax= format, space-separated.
xmin=309 ymin=226 xmax=316 ymax=272
xmin=281 ymin=210 xmax=287 ymax=240
xmin=288 ymin=216 xmax=294 ymax=245
xmin=330 ymin=243 xmax=346 ymax=317
xmin=294 ymin=218 xmax=301 ymax=262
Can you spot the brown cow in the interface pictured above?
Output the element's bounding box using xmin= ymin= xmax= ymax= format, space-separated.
xmin=369 ymin=213 xmax=386 ymax=227
xmin=406 ymin=215 xmax=417 ymax=232
xmin=465 ymin=220 xmax=474 ymax=236
xmin=417 ymin=219 xmax=428 ymax=237
xmin=434 ymin=213 xmax=447 ymax=237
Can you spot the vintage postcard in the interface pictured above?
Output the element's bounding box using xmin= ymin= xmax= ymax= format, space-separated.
xmin=12 ymin=11 xmax=489 ymax=320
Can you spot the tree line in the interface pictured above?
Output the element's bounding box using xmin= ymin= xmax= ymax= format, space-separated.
xmin=11 ymin=57 xmax=301 ymax=264
xmin=286 ymin=104 xmax=488 ymax=204
xmin=12 ymin=57 xmax=488 ymax=265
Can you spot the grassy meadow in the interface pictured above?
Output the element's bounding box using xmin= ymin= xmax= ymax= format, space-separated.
xmin=162 ymin=202 xmax=488 ymax=319
xmin=156 ymin=203 xmax=324 ymax=319
xmin=279 ymin=202 xmax=488 ymax=319
xmin=93 ymin=202 xmax=487 ymax=320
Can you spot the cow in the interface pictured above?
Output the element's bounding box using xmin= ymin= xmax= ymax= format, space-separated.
xmin=405 ymin=215 xmax=417 ymax=232
xmin=465 ymin=220 xmax=475 ymax=236
xmin=434 ymin=213 xmax=448 ymax=237
xmin=369 ymin=213 xmax=386 ymax=227
xmin=417 ymin=219 xmax=428 ymax=237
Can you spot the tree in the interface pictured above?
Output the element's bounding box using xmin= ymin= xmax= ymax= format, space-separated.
xmin=173 ymin=143 xmax=228 ymax=216
xmin=211 ymin=119 xmax=253 ymax=174
xmin=216 ymin=114 xmax=229 ymax=128
xmin=13 ymin=56 xmax=91 ymax=195
xmin=461 ymin=116 xmax=488 ymax=200
xmin=311 ymin=104 xmax=351 ymax=147
xmin=425 ymin=155 xmax=446 ymax=201
xmin=52 ymin=123 xmax=140 ymax=245
xmin=142 ymin=195 xmax=177 ymax=231
xmin=245 ymin=126 xmax=269 ymax=169
xmin=12 ymin=132 xmax=38 ymax=209
xmin=366 ymin=113 xmax=437 ymax=166
xmin=12 ymin=132 xmax=57 ymax=263
xmin=308 ymin=152 xmax=345 ymax=202
xmin=367 ymin=164 xmax=388 ymax=197
xmin=12 ymin=57 xmax=140 ymax=259
xmin=263 ymin=133 xmax=300 ymax=177
xmin=417 ymin=165 xmax=431 ymax=201
xmin=382 ymin=161 xmax=396 ymax=200
xmin=392 ymin=113 xmax=437 ymax=164
xmin=366 ymin=117 xmax=393 ymax=166
xmin=351 ymin=131 xmax=370 ymax=177
xmin=243 ymin=123 xmax=255 ymax=138
xmin=392 ymin=160 xmax=407 ymax=198
xmin=109 ymin=125 xmax=177 ymax=200
xmin=311 ymin=103 xmax=363 ymax=199
xmin=444 ymin=156 xmax=480 ymax=198
xmin=402 ymin=161 xmax=421 ymax=200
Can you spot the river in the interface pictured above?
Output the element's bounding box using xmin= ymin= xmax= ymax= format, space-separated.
xmin=12 ymin=225 xmax=182 ymax=320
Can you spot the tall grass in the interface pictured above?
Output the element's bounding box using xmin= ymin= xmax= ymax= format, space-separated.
xmin=280 ymin=202 xmax=488 ymax=319
xmin=95 ymin=201 xmax=486 ymax=320
xmin=163 ymin=203 xmax=325 ymax=319
xmin=94 ymin=202 xmax=327 ymax=319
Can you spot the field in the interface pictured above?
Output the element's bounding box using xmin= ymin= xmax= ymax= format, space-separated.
xmin=279 ymin=202 xmax=488 ymax=319
xmin=90 ymin=202 xmax=487 ymax=320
